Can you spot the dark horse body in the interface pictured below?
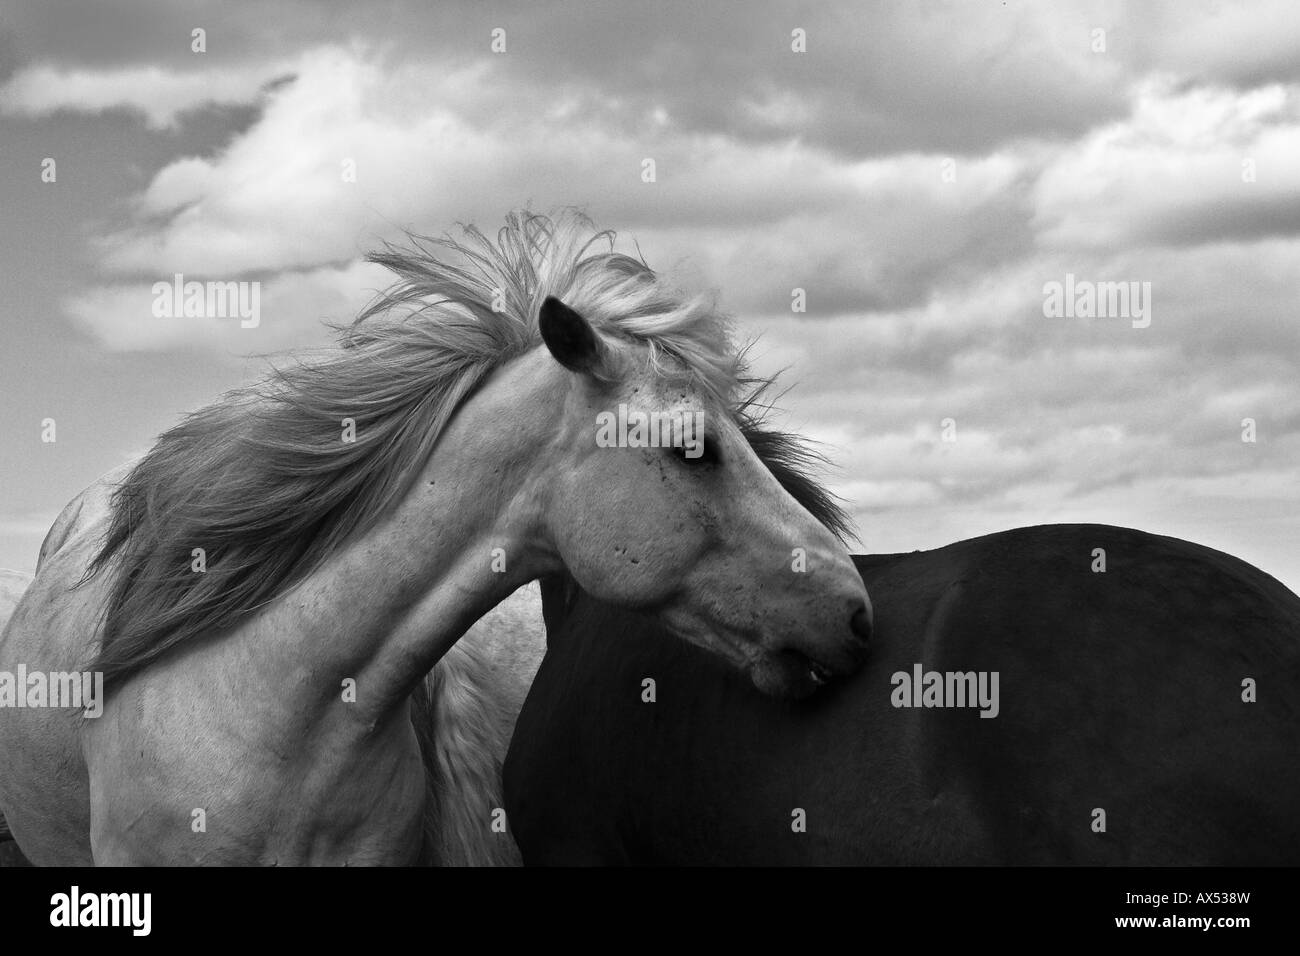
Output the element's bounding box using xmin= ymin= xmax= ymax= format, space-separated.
xmin=505 ymin=524 xmax=1300 ymax=864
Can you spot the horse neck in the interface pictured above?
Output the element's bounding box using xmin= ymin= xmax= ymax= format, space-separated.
xmin=272 ymin=348 xmax=565 ymax=723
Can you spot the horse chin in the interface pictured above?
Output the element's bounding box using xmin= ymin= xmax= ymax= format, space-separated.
xmin=750 ymin=649 xmax=829 ymax=701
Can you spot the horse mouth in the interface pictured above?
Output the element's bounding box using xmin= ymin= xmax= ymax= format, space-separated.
xmin=785 ymin=649 xmax=834 ymax=686
xmin=760 ymin=647 xmax=838 ymax=698
xmin=703 ymin=629 xmax=839 ymax=698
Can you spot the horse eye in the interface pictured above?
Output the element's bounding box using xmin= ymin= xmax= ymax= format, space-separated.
xmin=671 ymin=442 xmax=718 ymax=466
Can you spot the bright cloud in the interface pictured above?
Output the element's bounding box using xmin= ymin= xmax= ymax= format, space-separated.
xmin=0 ymin=61 xmax=293 ymax=128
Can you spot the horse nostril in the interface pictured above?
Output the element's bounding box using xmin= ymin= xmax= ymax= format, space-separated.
xmin=850 ymin=604 xmax=872 ymax=645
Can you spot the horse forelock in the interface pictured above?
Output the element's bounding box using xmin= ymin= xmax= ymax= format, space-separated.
xmin=86 ymin=208 xmax=758 ymax=692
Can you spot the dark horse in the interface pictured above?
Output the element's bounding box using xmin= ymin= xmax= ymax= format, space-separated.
xmin=505 ymin=446 xmax=1300 ymax=864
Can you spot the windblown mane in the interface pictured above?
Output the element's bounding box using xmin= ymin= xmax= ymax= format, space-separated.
xmin=86 ymin=209 xmax=765 ymax=691
xmin=735 ymin=403 xmax=853 ymax=543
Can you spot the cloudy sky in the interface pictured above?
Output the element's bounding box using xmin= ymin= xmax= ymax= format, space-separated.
xmin=1 ymin=0 xmax=1298 ymax=593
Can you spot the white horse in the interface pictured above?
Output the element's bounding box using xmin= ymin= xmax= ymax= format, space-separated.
xmin=0 ymin=211 xmax=871 ymax=865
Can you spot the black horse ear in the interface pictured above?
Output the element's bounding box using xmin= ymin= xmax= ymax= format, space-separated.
xmin=539 ymin=296 xmax=606 ymax=375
